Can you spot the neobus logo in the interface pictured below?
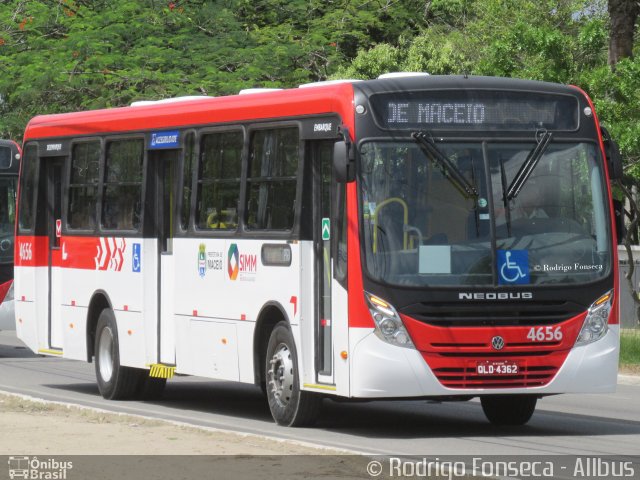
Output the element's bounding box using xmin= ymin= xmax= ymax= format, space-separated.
xmin=228 ymin=243 xmax=257 ymax=281
xmin=458 ymin=292 xmax=533 ymax=300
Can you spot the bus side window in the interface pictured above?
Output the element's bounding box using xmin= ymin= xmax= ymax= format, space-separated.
xmin=246 ymin=127 xmax=299 ymax=231
xmin=18 ymin=144 xmax=38 ymax=233
xmin=102 ymin=139 xmax=144 ymax=231
xmin=195 ymin=130 xmax=242 ymax=231
xmin=68 ymin=141 xmax=100 ymax=230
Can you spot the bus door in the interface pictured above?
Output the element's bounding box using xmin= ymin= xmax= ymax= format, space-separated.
xmin=44 ymin=158 xmax=65 ymax=350
xmin=313 ymin=141 xmax=336 ymax=383
xmin=148 ymin=148 xmax=179 ymax=365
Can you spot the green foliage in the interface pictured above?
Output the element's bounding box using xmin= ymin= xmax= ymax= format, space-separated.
xmin=338 ymin=0 xmax=582 ymax=81
xmin=620 ymin=329 xmax=640 ymax=366
xmin=334 ymin=44 xmax=403 ymax=80
xmin=0 ymin=0 xmax=428 ymax=140
xmin=579 ymin=58 xmax=640 ymax=173
xmin=403 ymin=29 xmax=471 ymax=75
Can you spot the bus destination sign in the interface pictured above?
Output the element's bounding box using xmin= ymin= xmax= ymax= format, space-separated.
xmin=371 ymin=90 xmax=579 ymax=131
xmin=387 ymin=102 xmax=487 ymax=125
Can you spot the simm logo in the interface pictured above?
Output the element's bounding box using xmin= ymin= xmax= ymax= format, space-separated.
xmin=227 ymin=243 xmax=257 ymax=281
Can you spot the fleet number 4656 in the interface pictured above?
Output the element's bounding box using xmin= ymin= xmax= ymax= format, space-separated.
xmin=527 ymin=326 xmax=563 ymax=342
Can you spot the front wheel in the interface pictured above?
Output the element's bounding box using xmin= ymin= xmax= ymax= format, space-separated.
xmin=265 ymin=322 xmax=322 ymax=427
xmin=94 ymin=308 xmax=142 ymax=400
xmin=481 ymin=395 xmax=537 ymax=426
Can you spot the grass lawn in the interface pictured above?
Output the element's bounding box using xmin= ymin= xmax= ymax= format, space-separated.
xmin=620 ymin=329 xmax=640 ymax=373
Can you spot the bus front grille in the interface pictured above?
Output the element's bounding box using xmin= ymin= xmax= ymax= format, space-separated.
xmin=400 ymin=301 xmax=584 ymax=327
xmin=430 ymin=364 xmax=558 ymax=389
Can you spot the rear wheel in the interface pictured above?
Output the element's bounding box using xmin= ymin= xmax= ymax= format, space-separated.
xmin=265 ymin=321 xmax=322 ymax=427
xmin=481 ymin=395 xmax=537 ymax=426
xmin=94 ymin=308 xmax=142 ymax=400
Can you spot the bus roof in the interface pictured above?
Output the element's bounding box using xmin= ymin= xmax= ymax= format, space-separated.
xmin=22 ymin=75 xmax=584 ymax=141
xmin=23 ymin=82 xmax=357 ymax=141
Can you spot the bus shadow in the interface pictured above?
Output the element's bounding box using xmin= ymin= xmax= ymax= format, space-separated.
xmin=161 ymin=380 xmax=273 ymax=422
xmin=44 ymin=382 xmax=101 ymax=396
xmin=0 ymin=342 xmax=38 ymax=359
xmin=44 ymin=379 xmax=273 ymax=423
xmin=43 ymin=379 xmax=640 ymax=440
xmin=158 ymin=381 xmax=640 ymax=439
xmin=315 ymin=398 xmax=640 ymax=439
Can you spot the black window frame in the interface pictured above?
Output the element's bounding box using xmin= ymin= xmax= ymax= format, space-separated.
xmin=99 ymin=136 xmax=146 ymax=233
xmin=194 ymin=127 xmax=245 ymax=234
xmin=177 ymin=129 xmax=198 ymax=234
xmin=17 ymin=142 xmax=39 ymax=234
xmin=66 ymin=138 xmax=102 ymax=233
xmin=244 ymin=123 xmax=303 ymax=235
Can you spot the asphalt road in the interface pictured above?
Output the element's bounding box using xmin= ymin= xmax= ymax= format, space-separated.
xmin=1 ymin=330 xmax=639 ymax=458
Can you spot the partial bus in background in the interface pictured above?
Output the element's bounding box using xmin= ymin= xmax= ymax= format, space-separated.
xmin=0 ymin=140 xmax=20 ymax=329
xmin=14 ymin=75 xmax=622 ymax=426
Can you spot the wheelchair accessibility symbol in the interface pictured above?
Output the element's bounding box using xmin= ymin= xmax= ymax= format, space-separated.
xmin=132 ymin=243 xmax=141 ymax=273
xmin=497 ymin=250 xmax=529 ymax=285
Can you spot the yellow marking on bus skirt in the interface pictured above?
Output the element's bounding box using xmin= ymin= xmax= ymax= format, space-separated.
xmin=303 ymin=383 xmax=336 ymax=391
xmin=147 ymin=364 xmax=176 ymax=379
xmin=38 ymin=349 xmax=63 ymax=356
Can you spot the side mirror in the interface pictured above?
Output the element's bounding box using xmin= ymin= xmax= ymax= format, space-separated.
xmin=601 ymin=126 xmax=623 ymax=180
xmin=333 ymin=141 xmax=350 ymax=183
xmin=613 ymin=199 xmax=625 ymax=244
xmin=333 ymin=126 xmax=355 ymax=183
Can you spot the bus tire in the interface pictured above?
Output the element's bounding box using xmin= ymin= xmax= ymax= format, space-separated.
xmin=480 ymin=395 xmax=537 ymax=426
xmin=265 ymin=321 xmax=322 ymax=427
xmin=94 ymin=308 xmax=142 ymax=400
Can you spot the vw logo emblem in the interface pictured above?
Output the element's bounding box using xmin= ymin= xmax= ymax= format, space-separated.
xmin=491 ymin=336 xmax=505 ymax=350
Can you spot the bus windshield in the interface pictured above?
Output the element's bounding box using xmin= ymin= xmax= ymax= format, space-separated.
xmin=0 ymin=176 xmax=17 ymax=264
xmin=359 ymin=140 xmax=611 ymax=287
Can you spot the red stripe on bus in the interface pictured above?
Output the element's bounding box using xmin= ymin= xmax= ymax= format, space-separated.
xmin=0 ymin=280 xmax=12 ymax=304
xmin=570 ymin=85 xmax=620 ymax=325
xmin=15 ymin=235 xmax=49 ymax=267
xmin=347 ymin=181 xmax=374 ymax=328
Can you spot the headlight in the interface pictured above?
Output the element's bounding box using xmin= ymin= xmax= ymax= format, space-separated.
xmin=576 ymin=290 xmax=613 ymax=346
xmin=365 ymin=292 xmax=415 ymax=349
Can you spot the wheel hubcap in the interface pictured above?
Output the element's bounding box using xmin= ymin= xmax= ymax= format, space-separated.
xmin=98 ymin=326 xmax=114 ymax=382
xmin=268 ymin=343 xmax=294 ymax=407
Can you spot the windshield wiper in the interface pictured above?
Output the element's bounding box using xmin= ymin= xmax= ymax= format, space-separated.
xmin=412 ymin=131 xmax=478 ymax=198
xmin=506 ymin=131 xmax=553 ymax=201
xmin=499 ymin=158 xmax=512 ymax=236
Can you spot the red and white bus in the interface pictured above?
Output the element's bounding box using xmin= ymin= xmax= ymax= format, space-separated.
xmin=0 ymin=140 xmax=20 ymax=329
xmin=15 ymin=75 xmax=621 ymax=426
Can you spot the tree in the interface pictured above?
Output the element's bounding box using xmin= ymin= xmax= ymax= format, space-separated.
xmin=0 ymin=0 xmax=428 ymax=141
xmin=604 ymin=0 xmax=640 ymax=323
xmin=608 ymin=0 xmax=639 ymax=67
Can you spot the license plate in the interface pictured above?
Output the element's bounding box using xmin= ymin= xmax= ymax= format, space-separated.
xmin=476 ymin=361 xmax=519 ymax=375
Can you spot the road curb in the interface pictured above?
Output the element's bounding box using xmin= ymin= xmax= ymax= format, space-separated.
xmin=618 ymin=374 xmax=640 ymax=386
xmin=0 ymin=389 xmax=365 ymax=455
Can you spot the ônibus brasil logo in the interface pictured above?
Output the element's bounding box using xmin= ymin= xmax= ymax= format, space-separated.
xmin=227 ymin=243 xmax=257 ymax=281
